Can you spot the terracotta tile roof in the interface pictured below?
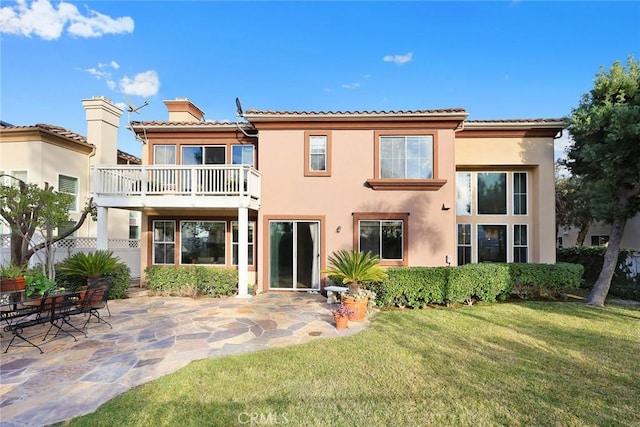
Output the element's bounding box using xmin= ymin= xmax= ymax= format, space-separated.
xmin=1 ymin=123 xmax=141 ymax=162
xmin=244 ymin=108 xmax=467 ymax=115
xmin=117 ymin=150 xmax=142 ymax=164
xmin=1 ymin=123 xmax=90 ymax=146
xmin=130 ymin=120 xmax=240 ymax=127
xmin=466 ymin=118 xmax=566 ymax=124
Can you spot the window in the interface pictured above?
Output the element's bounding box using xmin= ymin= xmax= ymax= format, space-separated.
xmin=457 ymin=224 xmax=472 ymax=265
xmin=513 ymin=224 xmax=528 ymax=263
xmin=380 ymin=135 xmax=433 ymax=179
xmin=590 ymin=235 xmax=609 ymax=246
xmin=153 ymin=220 xmax=175 ymax=264
xmin=477 ymin=172 xmax=507 ymax=215
xmin=304 ymin=132 xmax=331 ymax=176
xmin=57 ymin=220 xmax=77 ymax=238
xmin=456 ymin=172 xmax=472 ymax=215
xmin=154 ymin=145 xmax=176 ymax=164
xmin=129 ymin=212 xmax=140 ymax=239
xmin=58 ymin=174 xmax=79 ymax=212
xmin=477 ymin=225 xmax=507 ymax=262
xmin=181 ymin=146 xmax=226 ymax=165
xmin=513 ymin=172 xmax=528 ymax=215
xmin=354 ymin=213 xmax=408 ymax=265
xmin=232 ymin=145 xmax=255 ymax=166
xmin=180 ymin=221 xmax=226 ymax=265
xmin=232 ymin=221 xmax=255 ymax=266
xmin=2 ymin=170 xmax=27 ymax=185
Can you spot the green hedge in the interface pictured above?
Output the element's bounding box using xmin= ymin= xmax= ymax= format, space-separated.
xmin=144 ymin=265 xmax=238 ymax=297
xmin=104 ymin=263 xmax=132 ymax=299
xmin=371 ymin=262 xmax=584 ymax=308
xmin=557 ymin=247 xmax=639 ymax=300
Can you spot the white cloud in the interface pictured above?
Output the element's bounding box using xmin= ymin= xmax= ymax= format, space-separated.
xmin=0 ymin=0 xmax=133 ymax=40
xmin=554 ymin=131 xmax=573 ymax=162
xmin=110 ymin=61 xmax=120 ymax=70
xmin=341 ymin=82 xmax=361 ymax=89
xmin=119 ymin=70 xmax=160 ymax=97
xmin=383 ymin=52 xmax=414 ymax=66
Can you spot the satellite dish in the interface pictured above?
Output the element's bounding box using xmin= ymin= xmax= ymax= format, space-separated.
xmin=125 ymin=95 xmax=149 ymax=114
xmin=235 ymin=97 xmax=244 ymax=117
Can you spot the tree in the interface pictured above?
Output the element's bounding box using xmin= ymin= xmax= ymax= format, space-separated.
xmin=0 ymin=177 xmax=96 ymax=271
xmin=566 ymin=56 xmax=640 ymax=307
xmin=555 ymin=170 xmax=593 ymax=246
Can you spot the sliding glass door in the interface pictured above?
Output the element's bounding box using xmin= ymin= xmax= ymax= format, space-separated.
xmin=269 ymin=221 xmax=320 ymax=290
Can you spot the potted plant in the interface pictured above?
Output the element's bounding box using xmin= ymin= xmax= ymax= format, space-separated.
xmin=0 ymin=263 xmax=26 ymax=293
xmin=323 ymin=250 xmax=386 ymax=321
xmin=25 ymin=273 xmax=59 ymax=299
xmin=331 ymin=303 xmax=354 ymax=330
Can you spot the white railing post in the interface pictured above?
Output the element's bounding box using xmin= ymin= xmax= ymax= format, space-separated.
xmin=236 ymin=206 xmax=250 ymax=298
xmin=96 ymin=206 xmax=109 ymax=250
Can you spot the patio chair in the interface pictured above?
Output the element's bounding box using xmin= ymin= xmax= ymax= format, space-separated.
xmin=43 ymin=291 xmax=87 ymax=341
xmin=3 ymin=293 xmax=51 ymax=353
xmin=75 ymin=278 xmax=113 ymax=329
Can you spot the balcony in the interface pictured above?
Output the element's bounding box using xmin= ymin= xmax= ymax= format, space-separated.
xmin=92 ymin=165 xmax=261 ymax=210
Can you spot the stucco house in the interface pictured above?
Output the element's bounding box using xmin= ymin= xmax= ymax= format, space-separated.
xmin=0 ymin=97 xmax=141 ymax=271
xmin=91 ymin=98 xmax=564 ymax=296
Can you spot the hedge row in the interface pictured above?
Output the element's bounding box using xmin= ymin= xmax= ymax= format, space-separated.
xmin=144 ymin=265 xmax=238 ymax=297
xmin=367 ymin=262 xmax=584 ymax=308
xmin=557 ymin=246 xmax=639 ymax=300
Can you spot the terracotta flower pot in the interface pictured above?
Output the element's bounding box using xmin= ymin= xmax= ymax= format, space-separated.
xmin=342 ymin=296 xmax=368 ymax=321
xmin=1 ymin=277 xmax=26 ymax=293
xmin=334 ymin=314 xmax=349 ymax=330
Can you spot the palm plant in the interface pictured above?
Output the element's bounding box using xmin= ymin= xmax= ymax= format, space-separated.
xmin=59 ymin=250 xmax=120 ymax=283
xmin=323 ymin=250 xmax=388 ymax=294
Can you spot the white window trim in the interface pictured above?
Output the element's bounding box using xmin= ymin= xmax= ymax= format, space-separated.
xmin=475 ymin=172 xmax=509 ymax=216
xmin=358 ymin=219 xmax=404 ymax=262
xmin=153 ymin=145 xmax=176 ymax=165
xmin=456 ymin=172 xmax=472 ymax=216
xmin=513 ymin=172 xmax=529 ymax=217
xmin=180 ymin=145 xmax=227 ymax=165
xmin=58 ymin=173 xmax=80 ymax=213
xmin=513 ymin=224 xmax=529 ymax=263
xmin=231 ymin=144 xmax=255 ymax=167
xmin=457 ymin=223 xmax=473 ymax=265
xmin=231 ymin=220 xmax=255 ymax=266
xmin=152 ymin=220 xmax=176 ymax=265
xmin=379 ymin=135 xmax=434 ymax=180
xmin=179 ymin=220 xmax=227 ymax=266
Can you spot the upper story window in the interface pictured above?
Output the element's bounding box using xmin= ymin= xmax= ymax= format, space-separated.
xmin=154 ymin=145 xmax=176 ymax=164
xmin=1 ymin=170 xmax=28 ymax=185
xmin=58 ymin=174 xmax=79 ymax=212
xmin=456 ymin=171 xmax=528 ymax=216
xmin=477 ymin=172 xmax=507 ymax=215
xmin=181 ymin=146 xmax=225 ymax=165
xmin=368 ymin=131 xmax=444 ymax=190
xmin=232 ymin=145 xmax=255 ymax=167
xmin=380 ymin=135 xmax=433 ymax=179
xmin=304 ymin=131 xmax=331 ymax=176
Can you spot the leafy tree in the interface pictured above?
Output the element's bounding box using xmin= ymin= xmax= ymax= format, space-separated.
xmin=0 ymin=177 xmax=96 ymax=272
xmin=566 ymin=56 xmax=640 ymax=306
xmin=555 ymin=171 xmax=593 ymax=245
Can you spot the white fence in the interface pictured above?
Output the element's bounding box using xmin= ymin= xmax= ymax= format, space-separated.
xmin=0 ymin=234 xmax=141 ymax=278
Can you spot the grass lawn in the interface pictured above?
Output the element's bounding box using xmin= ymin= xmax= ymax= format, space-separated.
xmin=62 ymin=301 xmax=640 ymax=427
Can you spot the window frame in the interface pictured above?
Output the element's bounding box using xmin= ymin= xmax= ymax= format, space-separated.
xmin=152 ymin=220 xmax=176 ymax=265
xmin=476 ymin=172 xmax=508 ymax=216
xmin=457 ymin=223 xmax=472 ymax=265
xmin=180 ymin=145 xmax=226 ymax=165
xmin=590 ymin=235 xmax=609 ymax=246
xmin=513 ymin=224 xmax=529 ymax=263
xmin=456 ymin=172 xmax=472 ymax=215
xmin=231 ymin=144 xmax=255 ymax=167
xmin=179 ymin=220 xmax=227 ymax=265
xmin=513 ymin=172 xmax=528 ymax=216
xmin=304 ymin=131 xmax=331 ymax=177
xmin=231 ymin=220 xmax=256 ymax=267
xmin=58 ymin=173 xmax=79 ymax=213
xmin=153 ymin=145 xmax=176 ymax=165
xmin=477 ymin=223 xmax=508 ymax=263
xmin=368 ymin=130 xmax=445 ymax=190
xmin=352 ymin=212 xmax=409 ymax=266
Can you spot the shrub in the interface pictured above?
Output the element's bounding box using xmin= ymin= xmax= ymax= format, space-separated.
xmin=447 ymin=263 xmax=512 ymax=304
xmin=557 ymin=246 xmax=638 ymax=300
xmin=145 ymin=265 xmax=238 ymax=297
xmin=509 ymin=262 xmax=583 ymax=299
xmin=370 ymin=267 xmax=449 ymax=308
xmin=58 ymin=250 xmax=120 ymax=281
xmin=104 ymin=263 xmax=131 ymax=299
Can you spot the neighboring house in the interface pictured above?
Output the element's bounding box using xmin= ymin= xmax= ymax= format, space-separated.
xmin=92 ymin=98 xmax=564 ymax=296
xmin=557 ymin=216 xmax=640 ymax=250
xmin=0 ymin=97 xmax=141 ymax=273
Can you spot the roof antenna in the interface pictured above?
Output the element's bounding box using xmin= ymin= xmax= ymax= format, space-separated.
xmin=125 ymin=95 xmax=150 ymax=144
xmin=234 ymin=97 xmax=258 ymax=137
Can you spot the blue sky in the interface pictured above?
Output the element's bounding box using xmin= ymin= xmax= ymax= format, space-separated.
xmin=1 ymin=0 xmax=639 ymax=159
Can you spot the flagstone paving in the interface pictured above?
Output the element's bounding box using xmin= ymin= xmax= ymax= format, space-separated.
xmin=0 ymin=291 xmax=369 ymax=427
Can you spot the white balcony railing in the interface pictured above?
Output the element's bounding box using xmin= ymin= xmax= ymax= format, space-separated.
xmin=92 ymin=165 xmax=261 ymax=209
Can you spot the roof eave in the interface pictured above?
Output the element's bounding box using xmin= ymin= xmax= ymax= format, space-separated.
xmin=242 ymin=112 xmax=469 ymax=122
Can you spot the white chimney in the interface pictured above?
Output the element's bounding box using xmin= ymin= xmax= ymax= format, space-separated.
xmin=82 ymin=96 xmax=123 ymax=166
